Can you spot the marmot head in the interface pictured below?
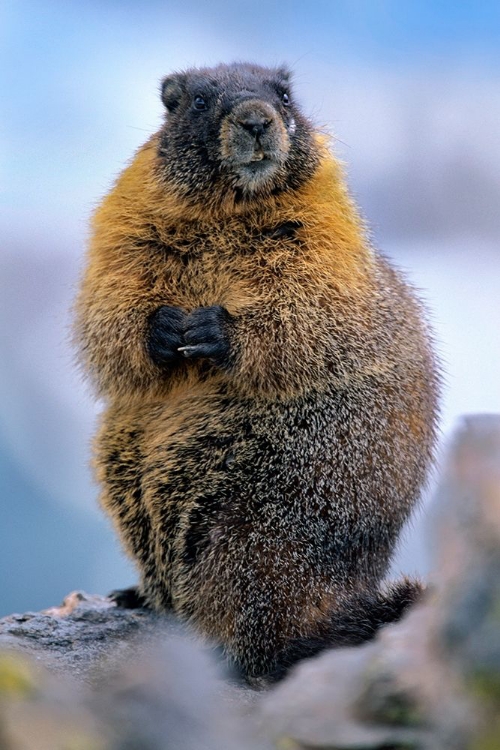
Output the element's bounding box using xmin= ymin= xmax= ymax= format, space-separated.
xmin=157 ymin=62 xmax=319 ymax=205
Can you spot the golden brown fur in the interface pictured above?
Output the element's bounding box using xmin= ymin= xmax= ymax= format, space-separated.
xmin=74 ymin=62 xmax=440 ymax=680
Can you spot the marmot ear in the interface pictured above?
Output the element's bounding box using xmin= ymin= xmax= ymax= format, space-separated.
xmin=275 ymin=65 xmax=292 ymax=84
xmin=160 ymin=74 xmax=186 ymax=113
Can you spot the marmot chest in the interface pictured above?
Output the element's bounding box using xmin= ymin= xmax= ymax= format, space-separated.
xmin=150 ymin=219 xmax=304 ymax=309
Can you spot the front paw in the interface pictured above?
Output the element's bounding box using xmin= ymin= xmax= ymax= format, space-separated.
xmin=180 ymin=305 xmax=233 ymax=368
xmin=147 ymin=305 xmax=187 ymax=367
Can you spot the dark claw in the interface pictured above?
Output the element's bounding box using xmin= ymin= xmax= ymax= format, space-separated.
xmin=179 ymin=343 xmax=226 ymax=359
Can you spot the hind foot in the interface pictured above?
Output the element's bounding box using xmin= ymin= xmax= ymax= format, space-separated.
xmin=109 ymin=585 xmax=149 ymax=609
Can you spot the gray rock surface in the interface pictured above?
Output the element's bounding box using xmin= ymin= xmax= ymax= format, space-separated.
xmin=0 ymin=591 xmax=163 ymax=682
xmin=0 ymin=596 xmax=264 ymax=750
xmin=1 ymin=414 xmax=499 ymax=749
xmin=259 ymin=605 xmax=434 ymax=749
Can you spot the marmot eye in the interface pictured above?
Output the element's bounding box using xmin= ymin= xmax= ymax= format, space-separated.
xmin=282 ymin=93 xmax=290 ymax=106
xmin=194 ymin=95 xmax=207 ymax=110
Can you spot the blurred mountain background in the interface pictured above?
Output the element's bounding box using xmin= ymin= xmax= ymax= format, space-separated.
xmin=1 ymin=0 xmax=499 ymax=616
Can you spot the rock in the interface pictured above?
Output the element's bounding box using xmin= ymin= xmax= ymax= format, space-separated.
xmin=0 ymin=590 xmax=163 ymax=682
xmin=0 ymin=650 xmax=104 ymax=750
xmin=432 ymin=414 xmax=500 ymax=748
xmin=258 ymin=601 xmax=435 ymax=749
xmin=0 ymin=591 xmax=267 ymax=748
xmin=89 ymin=636 xmax=265 ymax=750
xmin=0 ymin=599 xmax=266 ymax=750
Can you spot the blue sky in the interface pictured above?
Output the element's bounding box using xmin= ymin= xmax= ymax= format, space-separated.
xmin=4 ymin=1 xmax=500 ymax=71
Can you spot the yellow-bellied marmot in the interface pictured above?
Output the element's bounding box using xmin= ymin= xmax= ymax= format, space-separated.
xmin=74 ymin=62 xmax=440 ymax=681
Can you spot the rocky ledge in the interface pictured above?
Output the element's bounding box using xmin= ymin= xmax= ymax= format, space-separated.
xmin=1 ymin=414 xmax=500 ymax=750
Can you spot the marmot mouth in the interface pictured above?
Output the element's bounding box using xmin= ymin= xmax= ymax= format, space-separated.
xmin=233 ymin=156 xmax=281 ymax=194
xmin=240 ymin=148 xmax=282 ymax=168
xmin=246 ymin=156 xmax=271 ymax=168
xmin=249 ymin=149 xmax=266 ymax=162
xmin=238 ymin=156 xmax=277 ymax=173
xmin=231 ymin=147 xmax=274 ymax=167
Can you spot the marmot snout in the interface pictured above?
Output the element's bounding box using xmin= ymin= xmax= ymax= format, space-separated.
xmin=220 ymin=99 xmax=291 ymax=192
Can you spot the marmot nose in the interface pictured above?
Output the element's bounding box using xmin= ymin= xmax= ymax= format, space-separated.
xmin=238 ymin=117 xmax=272 ymax=138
